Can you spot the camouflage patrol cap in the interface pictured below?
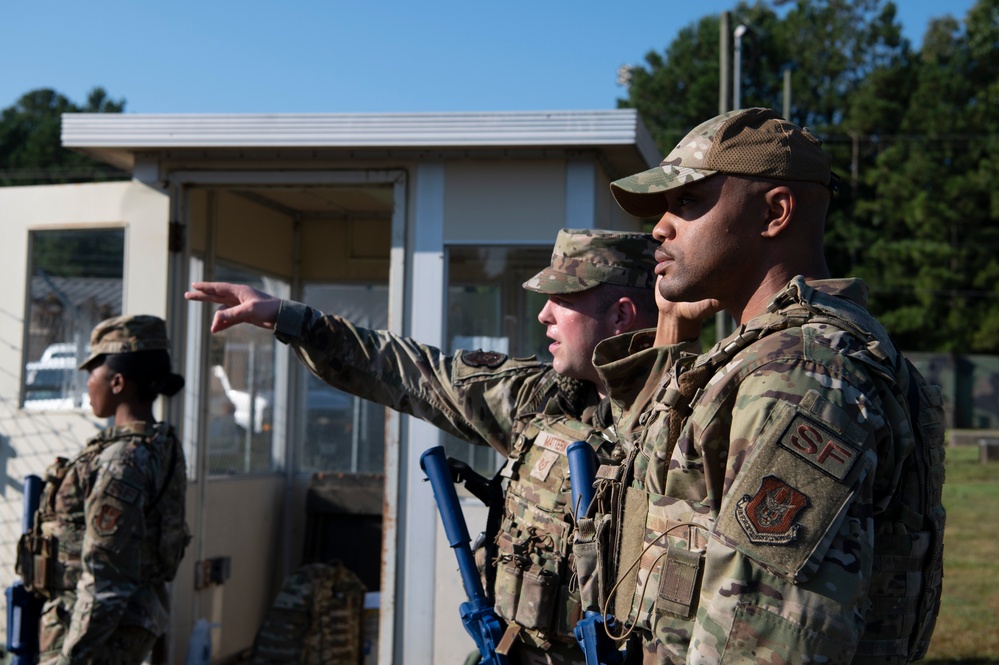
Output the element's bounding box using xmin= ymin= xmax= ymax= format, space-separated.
xmin=78 ymin=314 xmax=170 ymax=370
xmin=522 ymin=228 xmax=658 ymax=294
xmin=611 ymin=107 xmax=834 ymax=217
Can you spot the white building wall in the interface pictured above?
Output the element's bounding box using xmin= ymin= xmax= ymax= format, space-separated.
xmin=442 ymin=160 xmax=566 ymax=244
xmin=0 ymin=181 xmax=170 ymax=643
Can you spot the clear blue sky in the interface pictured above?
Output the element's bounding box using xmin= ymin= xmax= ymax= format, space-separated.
xmin=1 ymin=0 xmax=978 ymax=115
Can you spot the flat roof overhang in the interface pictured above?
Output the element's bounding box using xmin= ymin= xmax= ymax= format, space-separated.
xmin=61 ymin=109 xmax=662 ymax=178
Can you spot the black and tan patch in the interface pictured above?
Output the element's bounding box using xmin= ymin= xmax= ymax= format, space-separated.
xmin=461 ymin=350 xmax=508 ymax=368
xmin=106 ymin=478 xmax=142 ymax=505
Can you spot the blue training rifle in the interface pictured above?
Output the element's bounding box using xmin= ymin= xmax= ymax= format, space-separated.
xmin=6 ymin=474 xmax=45 ymax=665
xmin=419 ymin=446 xmax=508 ymax=665
xmin=566 ymin=441 xmax=624 ymax=665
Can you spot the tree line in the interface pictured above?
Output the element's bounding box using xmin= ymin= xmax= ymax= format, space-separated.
xmin=0 ymin=87 xmax=128 ymax=186
xmin=3 ymin=0 xmax=997 ymax=352
xmin=620 ymin=0 xmax=999 ymax=354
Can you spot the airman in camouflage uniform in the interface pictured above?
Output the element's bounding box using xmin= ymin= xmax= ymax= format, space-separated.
xmin=582 ymin=109 xmax=946 ymax=664
xmin=22 ymin=316 xmax=189 ymax=665
xmin=185 ymin=229 xmax=688 ymax=665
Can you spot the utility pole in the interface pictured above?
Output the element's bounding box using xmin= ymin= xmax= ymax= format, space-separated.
xmin=719 ymin=11 xmax=731 ymax=114
xmin=783 ymin=67 xmax=792 ymax=119
xmin=733 ymin=24 xmax=748 ymax=110
xmin=716 ymin=12 xmax=734 ymax=342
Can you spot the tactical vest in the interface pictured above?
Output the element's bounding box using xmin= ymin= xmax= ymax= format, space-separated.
xmin=250 ymin=560 xmax=367 ymax=665
xmin=17 ymin=425 xmax=190 ymax=597
xmin=489 ymin=373 xmax=618 ymax=650
xmin=17 ymin=442 xmax=106 ymax=598
xmin=576 ymin=278 xmax=946 ymax=663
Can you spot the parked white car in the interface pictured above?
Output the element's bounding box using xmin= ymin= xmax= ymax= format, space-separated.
xmin=23 ymin=343 xmax=90 ymax=410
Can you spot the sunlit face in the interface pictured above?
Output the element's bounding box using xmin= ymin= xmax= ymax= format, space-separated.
xmin=87 ymin=363 xmax=121 ymax=419
xmin=536 ymin=288 xmax=617 ymax=385
xmin=651 ymin=175 xmax=764 ymax=307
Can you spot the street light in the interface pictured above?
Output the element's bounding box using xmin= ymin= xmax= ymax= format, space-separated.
xmin=733 ymin=24 xmax=748 ymax=109
xmin=714 ymin=22 xmax=750 ymax=343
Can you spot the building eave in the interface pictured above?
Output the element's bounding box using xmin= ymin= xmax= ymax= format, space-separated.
xmin=62 ymin=110 xmax=662 ymax=174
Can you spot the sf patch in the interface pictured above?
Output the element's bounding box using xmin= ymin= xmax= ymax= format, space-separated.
xmin=462 ymin=350 xmax=507 ymax=368
xmin=735 ymin=476 xmax=810 ymax=545
xmin=93 ymin=505 xmax=123 ymax=535
xmin=778 ymin=414 xmax=860 ymax=481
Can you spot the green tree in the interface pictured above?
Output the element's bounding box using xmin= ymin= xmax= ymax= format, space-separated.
xmin=616 ymin=0 xmax=999 ymax=352
xmin=0 ymin=87 xmax=127 ymax=186
xmin=618 ymin=1 xmax=909 ymax=149
xmin=617 ymin=13 xmax=729 ymax=152
xmin=853 ymin=0 xmax=999 ymax=352
xmin=775 ymin=0 xmax=909 ymax=128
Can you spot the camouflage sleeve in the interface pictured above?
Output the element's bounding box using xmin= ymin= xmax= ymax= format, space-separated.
xmin=274 ymin=299 xmax=549 ymax=455
xmin=655 ymin=351 xmax=888 ymax=663
xmin=60 ymin=442 xmax=150 ymax=664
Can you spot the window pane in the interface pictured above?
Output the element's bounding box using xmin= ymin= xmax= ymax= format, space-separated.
xmin=444 ymin=246 xmax=552 ymax=475
xmin=23 ymin=229 xmax=124 ymax=410
xmin=205 ymin=264 xmax=287 ymax=476
xmin=297 ymin=283 xmax=388 ymax=474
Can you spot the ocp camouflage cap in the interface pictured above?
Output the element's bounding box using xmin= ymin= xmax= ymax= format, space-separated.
xmin=522 ymin=228 xmax=658 ymax=295
xmin=78 ymin=314 xmax=170 ymax=370
xmin=611 ymin=107 xmax=834 ymax=217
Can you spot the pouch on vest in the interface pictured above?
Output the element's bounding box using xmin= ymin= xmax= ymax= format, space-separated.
xmin=493 ymin=529 xmax=526 ymax=623
xmin=612 ymin=488 xmax=709 ymax=631
xmin=572 ymin=515 xmax=608 ymax=614
xmin=493 ymin=529 xmax=565 ymax=632
xmin=17 ymin=457 xmax=73 ymax=599
xmin=15 ymin=532 xmax=56 ymax=599
xmin=515 ymin=565 xmax=559 ymax=629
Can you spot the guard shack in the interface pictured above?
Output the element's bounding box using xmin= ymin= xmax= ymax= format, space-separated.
xmin=0 ymin=110 xmax=659 ymax=663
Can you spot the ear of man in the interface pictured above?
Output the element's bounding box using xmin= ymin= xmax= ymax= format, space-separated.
xmin=760 ymin=185 xmax=794 ymax=239
xmin=610 ymin=297 xmax=638 ymax=334
xmin=755 ymin=180 xmax=832 ymax=281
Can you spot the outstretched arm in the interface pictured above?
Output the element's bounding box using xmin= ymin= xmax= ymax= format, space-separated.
xmin=184 ymin=282 xmax=281 ymax=333
xmin=185 ymin=282 xmax=546 ymax=456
